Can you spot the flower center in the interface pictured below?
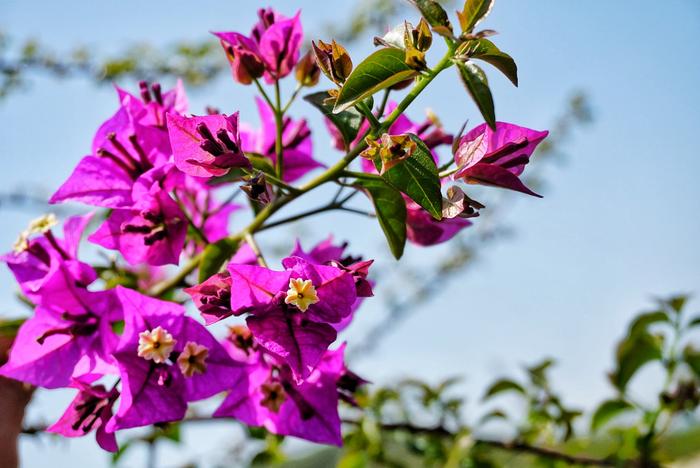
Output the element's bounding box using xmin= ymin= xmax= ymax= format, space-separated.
xmin=138 ymin=326 xmax=176 ymax=364
xmin=260 ymin=381 xmax=287 ymax=413
xmin=284 ymin=278 xmax=319 ymax=312
xmin=176 ymin=341 xmax=209 ymax=378
xmin=196 ymin=122 xmax=240 ymax=156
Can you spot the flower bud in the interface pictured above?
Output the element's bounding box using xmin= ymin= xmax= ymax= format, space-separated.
xmin=222 ymin=42 xmax=265 ymax=85
xmin=295 ymin=50 xmax=321 ymax=87
xmin=312 ymin=39 xmax=353 ymax=85
xmin=241 ymin=172 xmax=274 ymax=205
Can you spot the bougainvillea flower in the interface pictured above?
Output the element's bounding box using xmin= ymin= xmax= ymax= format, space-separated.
xmin=214 ymin=31 xmax=266 ymax=85
xmin=240 ymin=97 xmax=323 ymax=182
xmin=228 ymin=256 xmax=356 ymax=324
xmin=247 ymin=308 xmax=337 ymax=379
xmin=2 ymin=213 xmax=97 ymax=308
xmin=291 ymin=238 xmax=373 ymax=296
xmin=406 ymin=198 xmax=472 ymax=246
xmin=453 ymin=122 xmax=548 ymax=197
xmin=50 ymin=99 xmax=171 ymax=209
xmin=214 ymin=8 xmax=303 ymax=85
xmin=47 ymin=380 xmax=119 ymax=452
xmin=225 ymin=256 xmax=356 ymax=376
xmin=289 ymin=237 xmax=374 ymax=331
xmin=88 ymin=183 xmax=187 ymax=266
xmin=214 ymin=345 xmax=348 ymax=446
xmin=184 ymin=272 xmax=233 ymax=325
xmin=167 ymin=112 xmax=251 ymax=178
xmin=0 ymin=289 xmax=120 ymax=389
xmin=222 ymin=324 xmax=258 ymax=362
xmin=106 ymin=286 xmax=246 ymax=431
xmin=117 ymin=80 xmax=189 ymax=128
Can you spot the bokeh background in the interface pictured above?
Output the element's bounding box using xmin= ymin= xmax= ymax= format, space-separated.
xmin=1 ymin=0 xmax=699 ymax=466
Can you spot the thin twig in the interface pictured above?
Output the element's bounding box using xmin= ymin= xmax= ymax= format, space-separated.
xmin=244 ymin=232 xmax=267 ymax=267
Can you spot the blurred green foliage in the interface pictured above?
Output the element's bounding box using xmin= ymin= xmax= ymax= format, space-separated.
xmin=257 ymin=294 xmax=699 ymax=467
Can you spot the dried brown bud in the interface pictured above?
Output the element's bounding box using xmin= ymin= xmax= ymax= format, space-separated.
xmin=441 ymin=186 xmax=484 ymax=219
xmin=241 ymin=172 xmax=274 ymax=205
xmin=312 ymin=39 xmax=353 ymax=85
xmin=295 ymin=50 xmax=321 ymax=87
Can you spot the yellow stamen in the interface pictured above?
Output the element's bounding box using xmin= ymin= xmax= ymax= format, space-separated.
xmin=137 ymin=326 xmax=176 ymax=364
xmin=27 ymin=213 xmax=58 ymax=235
xmin=176 ymin=341 xmax=209 ymax=378
xmin=12 ymin=231 xmax=29 ymax=253
xmin=284 ymin=278 xmax=319 ymax=312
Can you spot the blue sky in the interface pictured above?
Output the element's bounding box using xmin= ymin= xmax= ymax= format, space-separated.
xmin=2 ymin=0 xmax=700 ymax=466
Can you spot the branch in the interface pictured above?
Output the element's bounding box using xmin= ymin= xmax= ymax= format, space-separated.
xmin=342 ymin=420 xmax=616 ymax=467
xmin=21 ymin=417 xmax=616 ymax=467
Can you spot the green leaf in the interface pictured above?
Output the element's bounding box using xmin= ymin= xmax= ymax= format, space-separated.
xmin=159 ymin=423 xmax=181 ymax=443
xmin=527 ymin=358 xmax=555 ymax=387
xmin=411 ymin=0 xmax=453 ymax=31
xmin=482 ymin=379 xmax=526 ymax=400
xmin=628 ymin=310 xmax=670 ymax=336
xmin=355 ymin=179 xmax=407 ymax=259
xmin=334 ymin=48 xmax=417 ymax=113
xmin=457 ymin=0 xmax=495 ymax=33
xmin=111 ymin=440 xmax=132 ymax=464
xmin=457 ymin=38 xmax=518 ymax=86
xmin=111 ymin=320 xmax=125 ymax=335
xmin=0 ymin=317 xmax=25 ymax=338
xmin=610 ymin=332 xmax=663 ymax=391
xmin=479 ymin=409 xmax=508 ymax=424
xmin=304 ymin=91 xmax=363 ymax=150
xmin=683 ymin=345 xmax=700 ymax=378
xmin=247 ymin=153 xmax=276 ymax=174
xmin=456 ymin=61 xmax=495 ymax=130
xmin=666 ymin=295 xmax=688 ymax=314
xmin=379 ymin=133 xmax=442 ymax=220
xmin=198 ymin=237 xmax=240 ymax=282
xmin=338 ymin=451 xmax=368 ymax=468
xmin=688 ymin=316 xmax=700 ymax=328
xmin=591 ymin=399 xmax=635 ymax=432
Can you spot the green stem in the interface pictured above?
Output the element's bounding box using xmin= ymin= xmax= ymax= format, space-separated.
xmin=253 ymin=78 xmax=275 ymax=110
xmin=274 ymin=80 xmax=284 ymax=181
xmin=244 ymin=232 xmax=268 ymax=267
xmin=377 ymin=88 xmax=391 ymax=118
xmin=380 ymin=51 xmax=454 ymax=134
xmin=356 ymin=100 xmax=381 ymax=130
xmin=438 ymin=167 xmax=459 ymax=179
xmin=438 ymin=159 xmax=455 ymax=172
xmin=638 ymin=309 xmax=683 ymax=461
xmin=281 ymin=83 xmax=303 ymax=114
xmin=258 ymin=191 xmax=365 ymax=232
xmin=261 ymin=172 xmax=302 ymax=195
xmin=341 ymin=170 xmax=383 ymax=181
xmin=172 ymin=192 xmax=209 ymax=244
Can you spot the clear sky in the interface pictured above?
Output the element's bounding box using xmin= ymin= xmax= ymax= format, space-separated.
xmin=1 ymin=0 xmax=699 ymax=466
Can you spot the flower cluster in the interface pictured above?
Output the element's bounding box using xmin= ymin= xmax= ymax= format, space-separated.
xmin=1 ymin=4 xmax=547 ymax=453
